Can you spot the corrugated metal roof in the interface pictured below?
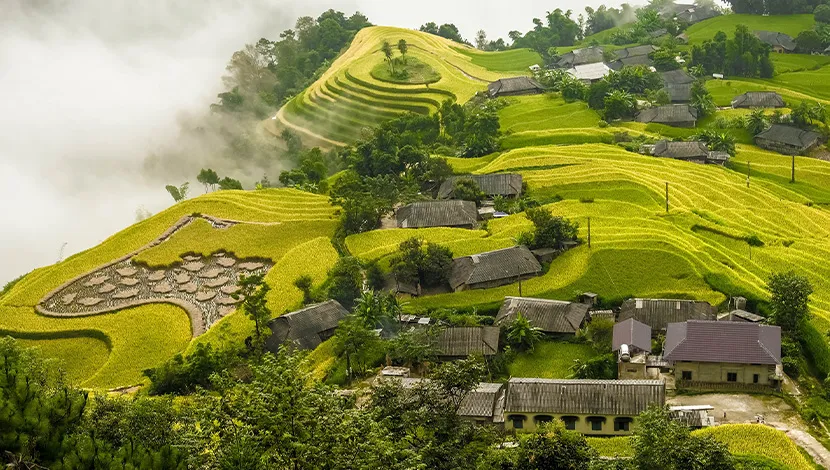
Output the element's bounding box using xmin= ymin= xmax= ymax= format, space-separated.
xmin=661 ymin=69 xmax=695 ymax=85
xmin=664 ymin=320 xmax=781 ymax=365
xmin=557 ymin=47 xmax=605 ymax=67
xmin=495 ymin=297 xmax=590 ymax=334
xmin=396 ymin=200 xmax=478 ymax=229
xmin=436 ymin=326 xmax=500 ymax=357
xmin=438 ymin=174 xmax=523 ymax=199
xmin=635 ymin=104 xmax=698 ymax=124
xmin=755 ymin=124 xmax=822 ymax=149
xmin=652 ymin=140 xmax=709 ymax=160
xmin=615 ymin=45 xmax=660 ymax=59
xmin=665 ymin=82 xmax=692 ymax=102
xmin=450 ymin=246 xmax=541 ymax=290
xmin=504 ymin=378 xmax=665 ymax=415
xmin=731 ymin=92 xmax=785 ymax=108
xmin=265 ymin=300 xmax=348 ymax=351
xmin=618 ymin=298 xmax=715 ymax=331
xmin=567 ymin=62 xmax=612 ymax=81
xmin=488 ymin=77 xmax=545 ymax=97
xmin=458 ymin=382 xmax=505 ymax=418
xmin=613 ymin=318 xmax=653 ymax=352
xmin=755 ymin=31 xmax=796 ymax=51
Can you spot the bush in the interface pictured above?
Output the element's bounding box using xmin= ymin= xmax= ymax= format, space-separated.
xmin=144 ymin=342 xmax=240 ymax=396
xmin=800 ymin=323 xmax=830 ymax=379
xmin=597 ymin=120 xmax=608 ymax=128
xmin=816 ymin=4 xmax=830 ymax=23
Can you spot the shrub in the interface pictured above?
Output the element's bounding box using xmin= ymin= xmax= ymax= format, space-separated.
xmin=598 ymin=120 xmax=608 ymax=128
xmin=579 ymin=196 xmax=595 ymax=203
xmin=800 ymin=323 xmax=830 ymax=379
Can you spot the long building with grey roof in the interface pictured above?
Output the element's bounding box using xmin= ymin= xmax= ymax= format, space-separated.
xmin=438 ymin=174 xmax=523 ymax=200
xmin=495 ymin=297 xmax=590 ymax=335
xmin=754 ymin=124 xmax=823 ymax=155
xmin=635 ymin=104 xmax=698 ymax=127
xmin=396 ymin=200 xmax=478 ymax=229
xmin=618 ymin=298 xmax=716 ymax=333
xmin=265 ymin=300 xmax=348 ymax=352
xmin=449 ymin=246 xmax=542 ymax=291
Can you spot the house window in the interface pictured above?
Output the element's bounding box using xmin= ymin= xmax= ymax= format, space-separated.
xmin=727 ymin=372 xmax=738 ymax=382
xmin=614 ymin=418 xmax=633 ymax=432
xmin=753 ymin=374 xmax=760 ymax=384
xmin=587 ymin=417 xmax=605 ymax=431
xmin=534 ymin=415 xmax=553 ymax=426
xmin=508 ymin=415 xmax=526 ymax=429
xmin=561 ymin=416 xmax=579 ymax=430
xmin=681 ymin=371 xmax=692 ymax=381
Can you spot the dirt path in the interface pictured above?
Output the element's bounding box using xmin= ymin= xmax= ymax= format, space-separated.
xmin=775 ymin=425 xmax=830 ymax=469
xmin=271 ymin=107 xmax=347 ymax=147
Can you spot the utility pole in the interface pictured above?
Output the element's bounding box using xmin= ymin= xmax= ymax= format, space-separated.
xmin=57 ymin=242 xmax=68 ymax=263
xmin=747 ymin=161 xmax=751 ymax=188
xmin=665 ymin=182 xmax=669 ymax=213
xmin=587 ymin=217 xmax=592 ymax=248
xmin=791 ymin=155 xmax=796 ymax=183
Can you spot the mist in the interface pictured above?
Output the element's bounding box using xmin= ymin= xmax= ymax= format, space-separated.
xmin=0 ymin=0 xmax=638 ymax=286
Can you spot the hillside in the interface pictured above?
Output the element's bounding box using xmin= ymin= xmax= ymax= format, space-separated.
xmin=265 ymin=26 xmax=516 ymax=147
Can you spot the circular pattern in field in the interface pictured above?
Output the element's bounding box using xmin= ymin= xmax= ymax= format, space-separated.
xmin=370 ymin=56 xmax=441 ymax=85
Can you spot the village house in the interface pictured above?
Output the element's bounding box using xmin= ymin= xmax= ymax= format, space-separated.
xmin=635 ymin=104 xmax=699 ymax=127
xmin=754 ymin=124 xmax=823 ymax=155
xmin=449 ymin=245 xmax=542 ymax=292
xmin=618 ymin=298 xmax=716 ymax=334
xmin=651 ymin=140 xmax=710 ymax=164
xmin=495 ymin=297 xmax=591 ymax=337
xmin=675 ymin=5 xmax=720 ymax=24
xmin=613 ymin=319 xmax=653 ymax=379
xmin=396 ymin=200 xmax=478 ymax=229
xmin=566 ymin=62 xmax=613 ymax=84
xmin=664 ymin=320 xmax=783 ymax=390
xmin=487 ymin=77 xmax=545 ymax=98
xmin=608 ymin=45 xmax=657 ymax=70
xmin=754 ymin=31 xmax=796 ymax=53
xmin=649 ymin=28 xmax=669 ymax=39
xmin=502 ymin=378 xmax=666 ymax=434
xmin=731 ymin=91 xmax=785 ymax=109
xmin=264 ymin=300 xmax=348 ymax=353
xmin=458 ymin=382 xmax=506 ymax=425
xmin=556 ymin=46 xmax=605 ymax=68
xmin=676 ymin=32 xmax=689 ymax=44
xmin=661 ymin=69 xmax=695 ymax=103
xmin=438 ymin=174 xmax=523 ymax=200
xmin=434 ymin=326 xmax=500 ymax=360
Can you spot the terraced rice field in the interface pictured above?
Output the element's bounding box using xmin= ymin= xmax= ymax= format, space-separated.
xmin=351 ymin=144 xmax=830 ymax=331
xmin=452 ymin=47 xmax=542 ymax=73
xmin=684 ymin=14 xmax=815 ymax=44
xmin=271 ymin=26 xmax=516 ymax=147
xmin=0 ymin=189 xmax=340 ymax=389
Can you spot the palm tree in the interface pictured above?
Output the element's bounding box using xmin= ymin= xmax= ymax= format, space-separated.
xmin=506 ymin=312 xmax=543 ymax=351
xmin=698 ymin=128 xmax=737 ymax=156
xmin=745 ymin=108 xmax=769 ymax=136
xmin=811 ymin=102 xmax=828 ymax=130
xmin=381 ymin=41 xmax=395 ymax=74
xmin=603 ymin=90 xmax=636 ymax=120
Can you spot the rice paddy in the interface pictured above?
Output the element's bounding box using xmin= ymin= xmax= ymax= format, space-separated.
xmin=684 ymin=14 xmax=815 ymax=44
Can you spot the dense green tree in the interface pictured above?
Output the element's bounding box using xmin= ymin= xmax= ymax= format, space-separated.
xmin=398 ymin=39 xmax=409 ymax=63
xmin=606 ymin=66 xmax=663 ymax=95
xmin=511 ymin=9 xmax=581 ymax=63
xmin=796 ymin=30 xmax=824 ymax=53
xmin=521 ymin=207 xmax=579 ymax=250
xmin=452 ymin=178 xmax=486 ymax=205
xmin=165 ymin=182 xmax=189 ymax=202
xmin=698 ymin=129 xmax=737 ymax=156
xmin=816 ymin=4 xmax=830 ymax=23
xmin=746 ymin=108 xmax=770 ymax=135
xmin=604 ymin=90 xmax=637 ymax=120
xmin=571 ymin=353 xmax=617 ymax=379
xmin=388 ymin=327 xmax=439 ymax=368
xmin=633 ymin=406 xmax=734 ymax=470
xmin=561 ymin=75 xmax=589 ymax=101
xmin=691 ymin=80 xmax=716 ymax=117
xmin=235 ymin=273 xmax=272 ymax=349
xmin=144 ymin=342 xmax=239 ymax=395
xmin=327 ymin=256 xmax=364 ymax=309
xmin=197 ymin=168 xmax=220 ymax=192
xmin=390 ymin=238 xmax=454 ymax=288
xmin=381 ymin=40 xmax=395 ymax=73
xmin=218 ymin=176 xmax=244 ymax=190
xmin=514 ymin=421 xmax=597 ymax=469
xmin=505 ymin=312 xmax=543 ymax=351
xmin=461 ymin=111 xmax=500 ymax=157
xmin=651 ymin=48 xmax=680 ymax=71
xmin=586 ymin=79 xmax=611 ymax=110
xmin=330 ymin=171 xmax=399 ymax=235
xmin=294 ymin=274 xmax=314 ymax=304
xmin=768 ymin=271 xmax=814 ymax=337
xmin=333 ymin=315 xmax=384 ymax=380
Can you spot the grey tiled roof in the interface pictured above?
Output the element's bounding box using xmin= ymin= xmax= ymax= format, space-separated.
xmin=458 ymin=382 xmax=505 ymax=418
xmin=649 ymin=28 xmax=669 ymax=38
xmin=265 ymin=300 xmax=348 ymax=351
xmin=755 ymin=125 xmax=822 ymax=149
xmin=676 ymin=6 xmax=719 ymax=23
xmin=557 ymin=47 xmax=605 ymax=68
xmin=504 ymin=378 xmax=665 ymax=415
xmin=665 ymin=82 xmax=693 ymax=102
xmin=438 ymin=174 xmax=523 ymax=199
xmin=613 ymin=318 xmax=652 ymax=352
xmin=450 ymin=246 xmax=542 ymax=290
xmin=731 ymin=92 xmax=785 ymax=108
xmin=635 ymin=104 xmax=698 ymax=124
xmin=664 ymin=320 xmax=781 ymax=365
xmin=435 ymin=326 xmax=500 ymax=357
xmin=495 ymin=297 xmax=590 ymax=334
xmin=567 ymin=62 xmax=612 ymax=81
xmin=618 ymin=298 xmax=716 ymax=331
xmin=661 ymin=69 xmax=695 ymax=85
xmin=488 ymin=77 xmax=545 ymax=97
xmin=755 ymin=31 xmax=796 ymax=51
xmin=615 ymin=45 xmax=660 ymax=60
xmin=396 ymin=200 xmax=478 ymax=229
xmin=652 ymin=140 xmax=709 ymax=160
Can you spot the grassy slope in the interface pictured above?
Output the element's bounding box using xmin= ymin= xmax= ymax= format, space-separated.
xmin=452 ymin=46 xmax=542 ymax=73
xmin=685 ymin=14 xmax=815 ymax=44
xmin=508 ymin=342 xmax=597 ymax=378
xmin=0 ymin=189 xmax=340 ymax=389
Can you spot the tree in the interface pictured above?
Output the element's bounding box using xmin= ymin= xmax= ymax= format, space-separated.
xmin=505 ymin=312 xmax=543 ymax=351
xmin=452 ymin=178 xmax=485 ymax=205
xmin=796 ymin=30 xmax=824 ymax=53
xmin=475 ymin=30 xmax=488 ymax=50
xmin=603 ymin=90 xmax=637 ymax=120
xmin=197 ymin=168 xmax=220 ymax=192
xmin=165 ymin=182 xmax=189 ymax=203
xmin=333 ymin=316 xmax=383 ymax=380
xmin=514 ymin=421 xmax=597 ymax=469
xmin=353 ymin=290 xmax=399 ymax=328
xmin=651 ymin=48 xmax=680 ymax=71
xmin=397 ymin=39 xmax=409 ymax=63
xmin=690 ymin=80 xmax=716 ymax=117
xmin=390 ymin=238 xmax=454 ymax=289
xmin=234 ymin=274 xmax=272 ymax=349
xmin=633 ymin=406 xmax=734 ymax=470
xmin=218 ymin=177 xmax=243 ymax=190
xmin=571 ymin=353 xmax=617 ymax=379
xmin=381 ymin=41 xmax=395 ymax=73
xmin=327 ymin=256 xmax=363 ymax=309
xmin=560 ymin=75 xmax=588 ymax=101
xmin=816 ymin=4 xmax=830 ymax=23
xmin=294 ymin=275 xmax=314 ymax=305
xmin=461 ymin=111 xmax=500 ymax=158
xmin=697 ymin=129 xmax=737 ymax=156
xmin=745 ymin=108 xmax=769 ymax=135
xmin=437 ymin=24 xmax=465 ymax=43
xmin=767 ymin=271 xmax=813 ymax=337
xmin=522 ymin=207 xmax=579 ymax=250
xmin=388 ymin=327 xmax=439 ymax=368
